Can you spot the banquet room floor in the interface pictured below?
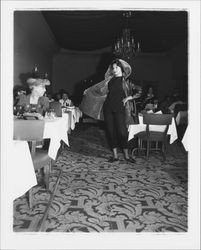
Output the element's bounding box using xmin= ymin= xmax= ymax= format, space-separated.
xmin=13 ymin=122 xmax=188 ymax=232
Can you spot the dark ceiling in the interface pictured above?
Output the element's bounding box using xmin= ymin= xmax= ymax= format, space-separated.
xmin=42 ymin=10 xmax=187 ymax=53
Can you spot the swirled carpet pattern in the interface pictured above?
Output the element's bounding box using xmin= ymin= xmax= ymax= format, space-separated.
xmin=13 ymin=123 xmax=188 ymax=232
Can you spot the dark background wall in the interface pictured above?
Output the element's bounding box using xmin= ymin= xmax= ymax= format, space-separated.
xmin=14 ymin=12 xmax=187 ymax=103
xmin=52 ymin=51 xmax=179 ymax=102
xmin=52 ymin=48 xmax=114 ymax=103
xmin=128 ymin=54 xmax=173 ymax=100
xmin=14 ymin=11 xmax=58 ymax=92
xmin=167 ymin=40 xmax=188 ymax=100
xmin=52 ymin=49 xmax=111 ymax=93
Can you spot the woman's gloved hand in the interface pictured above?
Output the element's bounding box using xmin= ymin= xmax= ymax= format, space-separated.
xmin=123 ymin=93 xmax=141 ymax=106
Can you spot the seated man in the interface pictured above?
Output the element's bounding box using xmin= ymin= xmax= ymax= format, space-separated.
xmin=59 ymin=92 xmax=73 ymax=107
xmin=49 ymin=101 xmax=62 ymax=117
xmin=159 ymin=95 xmax=172 ymax=114
xmin=168 ymin=97 xmax=185 ymax=114
xmin=141 ymin=86 xmax=156 ymax=110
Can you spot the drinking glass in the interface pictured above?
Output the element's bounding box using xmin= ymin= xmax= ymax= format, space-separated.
xmin=50 ymin=108 xmax=56 ymax=118
xmin=30 ymin=105 xmax=37 ymax=113
xmin=15 ymin=105 xmax=23 ymax=115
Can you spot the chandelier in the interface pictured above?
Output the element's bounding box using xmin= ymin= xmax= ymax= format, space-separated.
xmin=113 ymin=11 xmax=140 ymax=60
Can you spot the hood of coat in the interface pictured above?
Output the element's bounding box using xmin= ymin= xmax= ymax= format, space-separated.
xmin=104 ymin=59 xmax=132 ymax=80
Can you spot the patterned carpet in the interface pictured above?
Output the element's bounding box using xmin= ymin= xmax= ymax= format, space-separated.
xmin=13 ymin=122 xmax=188 ymax=232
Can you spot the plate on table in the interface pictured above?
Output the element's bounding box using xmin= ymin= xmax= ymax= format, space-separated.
xmin=23 ymin=112 xmax=43 ymax=120
xmin=66 ymin=106 xmax=75 ymax=109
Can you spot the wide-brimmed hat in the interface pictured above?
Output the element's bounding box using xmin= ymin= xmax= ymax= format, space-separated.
xmin=104 ymin=59 xmax=132 ymax=80
xmin=26 ymin=78 xmax=50 ymax=87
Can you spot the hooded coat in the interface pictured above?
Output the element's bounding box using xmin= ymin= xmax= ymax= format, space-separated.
xmin=80 ymin=59 xmax=139 ymax=124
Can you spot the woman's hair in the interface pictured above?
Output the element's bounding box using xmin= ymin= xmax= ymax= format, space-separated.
xmin=29 ymin=85 xmax=35 ymax=91
xmin=110 ymin=59 xmax=125 ymax=73
xmin=62 ymin=91 xmax=70 ymax=97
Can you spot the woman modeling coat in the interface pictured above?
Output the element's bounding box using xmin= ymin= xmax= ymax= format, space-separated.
xmin=80 ymin=59 xmax=141 ymax=163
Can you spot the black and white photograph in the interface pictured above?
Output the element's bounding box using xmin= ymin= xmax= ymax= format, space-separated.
xmin=1 ymin=1 xmax=200 ymax=249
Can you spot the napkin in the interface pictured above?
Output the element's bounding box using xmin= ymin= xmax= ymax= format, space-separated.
xmin=67 ymin=106 xmax=75 ymax=109
xmin=147 ymin=110 xmax=154 ymax=114
xmin=154 ymin=110 xmax=162 ymax=114
xmin=23 ymin=112 xmax=43 ymax=120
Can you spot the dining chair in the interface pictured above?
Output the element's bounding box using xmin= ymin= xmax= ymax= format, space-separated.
xmin=132 ymin=114 xmax=173 ymax=161
xmin=13 ymin=120 xmax=52 ymax=208
xmin=49 ymin=101 xmax=62 ymax=117
xmin=174 ymin=103 xmax=187 ymax=117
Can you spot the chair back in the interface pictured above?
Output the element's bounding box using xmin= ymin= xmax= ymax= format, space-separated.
xmin=143 ymin=114 xmax=173 ymax=139
xmin=174 ymin=103 xmax=187 ymax=116
xmin=143 ymin=114 xmax=172 ymax=125
xmin=13 ymin=120 xmax=45 ymax=141
xmin=49 ymin=101 xmax=62 ymax=117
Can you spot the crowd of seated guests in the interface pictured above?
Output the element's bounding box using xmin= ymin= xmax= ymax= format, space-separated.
xmin=133 ymin=85 xmax=187 ymax=142
xmin=14 ymin=77 xmax=186 ymax=119
xmin=158 ymin=89 xmax=187 ymax=115
xmin=135 ymin=85 xmax=187 ymax=116
xmin=59 ymin=91 xmax=73 ymax=107
xmin=136 ymin=86 xmax=159 ymax=113
xmin=48 ymin=91 xmax=74 ymax=117
xmin=13 ymin=78 xmax=73 ymax=118
xmin=14 ymin=78 xmax=50 ymax=116
xmin=141 ymin=86 xmax=155 ymax=108
xmin=13 ymin=82 xmax=75 ymax=149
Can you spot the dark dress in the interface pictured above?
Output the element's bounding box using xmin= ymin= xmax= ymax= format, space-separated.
xmin=104 ymin=77 xmax=125 ymax=113
xmin=17 ymin=94 xmax=49 ymax=115
xmin=103 ymin=77 xmax=128 ymax=149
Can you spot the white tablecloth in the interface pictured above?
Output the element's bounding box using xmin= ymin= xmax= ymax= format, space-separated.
xmin=43 ymin=116 xmax=69 ymax=160
xmin=63 ymin=107 xmax=82 ymax=130
xmin=12 ymin=116 xmax=70 ymax=200
xmin=128 ymin=116 xmax=178 ymax=144
xmin=182 ymin=126 xmax=188 ymax=151
xmin=12 ymin=141 xmax=37 ymax=200
xmin=176 ymin=111 xmax=188 ymax=125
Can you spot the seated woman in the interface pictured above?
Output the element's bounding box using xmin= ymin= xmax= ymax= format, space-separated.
xmin=159 ymin=95 xmax=172 ymax=114
xmin=13 ymin=86 xmax=27 ymax=106
xmin=127 ymin=79 xmax=142 ymax=119
xmin=59 ymin=91 xmax=73 ymax=107
xmin=168 ymin=95 xmax=185 ymax=114
xmin=133 ymin=85 xmax=143 ymax=112
xmin=141 ymin=86 xmax=156 ymax=110
xmin=16 ymin=77 xmax=50 ymax=115
xmin=53 ymin=92 xmax=62 ymax=102
xmin=45 ymin=92 xmax=55 ymax=103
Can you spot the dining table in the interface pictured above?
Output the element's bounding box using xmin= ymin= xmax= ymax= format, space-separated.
xmin=43 ymin=116 xmax=69 ymax=159
xmin=12 ymin=140 xmax=37 ymax=200
xmin=12 ymin=115 xmax=70 ymax=200
xmin=62 ymin=106 xmax=83 ymax=131
xmin=12 ymin=106 xmax=83 ymax=200
xmin=128 ymin=113 xmax=178 ymax=144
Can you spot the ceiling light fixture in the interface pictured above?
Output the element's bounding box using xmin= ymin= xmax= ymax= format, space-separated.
xmin=113 ymin=11 xmax=140 ymax=60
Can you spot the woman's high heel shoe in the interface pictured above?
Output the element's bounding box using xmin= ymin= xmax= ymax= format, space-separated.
xmin=108 ymin=157 xmax=119 ymax=163
xmin=124 ymin=157 xmax=136 ymax=164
